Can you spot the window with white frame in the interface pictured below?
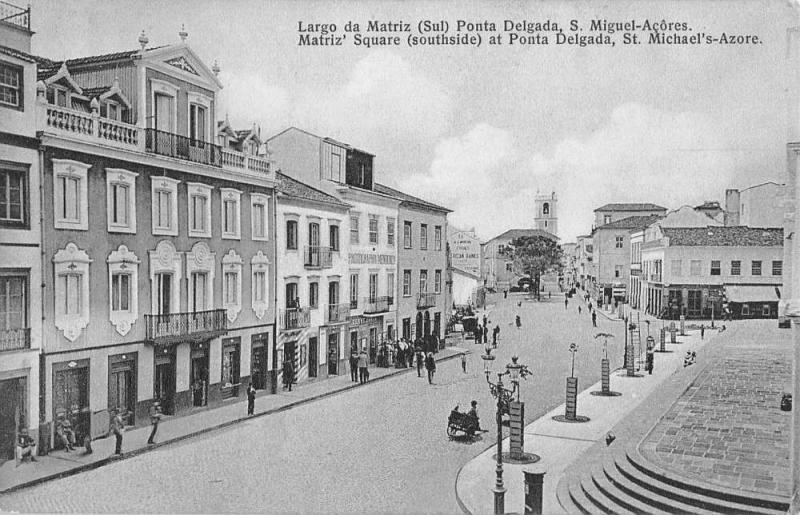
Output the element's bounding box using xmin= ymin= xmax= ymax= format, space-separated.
xmin=188 ymin=92 xmax=211 ymax=143
xmin=0 ymin=61 xmax=23 ymax=109
xmin=53 ymin=159 xmax=90 ymax=231
xmin=369 ymin=215 xmax=379 ymax=245
xmin=106 ymin=168 xmax=137 ymax=233
xmin=434 ymin=270 xmax=442 ymax=294
xmin=329 ymin=223 xmax=340 ymax=252
xmin=53 ymin=243 xmax=91 ymax=341
xmin=309 ymin=281 xmax=319 ymax=309
xmin=222 ymin=249 xmax=243 ymax=322
xmin=404 ymin=221 xmax=412 ymax=249
xmin=186 ymin=241 xmax=215 ymax=313
xmin=151 ymin=177 xmax=179 ymax=236
xmin=0 ymin=272 xmax=26 ymax=331
xmin=350 ymin=213 xmax=360 ymax=244
xmin=149 ymin=240 xmax=182 ymax=315
xmin=690 ymin=260 xmax=701 ymax=276
xmin=419 ymin=270 xmax=428 ymax=294
xmin=387 ymin=272 xmax=394 ymax=302
xmin=730 ymin=260 xmax=741 ymax=276
xmin=752 ymin=260 xmax=762 ymax=276
xmin=286 ymin=219 xmax=298 ymax=250
xmin=187 ymin=183 xmax=212 ymax=238
xmin=710 ymin=260 xmax=721 ymax=276
xmin=0 ymin=162 xmax=27 ymax=228
xmin=615 ymin=236 xmax=624 ymax=249
xmin=420 ymin=224 xmax=428 ymax=250
xmin=434 ymin=226 xmax=442 ymax=251
xmin=220 ymin=188 xmax=242 ymax=239
xmin=387 ymin=217 xmax=395 ymax=246
xmin=251 ymin=193 xmax=269 ymax=241
xmin=251 ymin=251 xmax=270 ymax=320
xmin=773 ymin=260 xmax=783 ymax=276
xmin=403 ymin=270 xmax=411 ymax=297
xmin=107 ymin=245 xmax=139 ymax=336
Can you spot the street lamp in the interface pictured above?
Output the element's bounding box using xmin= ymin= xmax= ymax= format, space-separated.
xmin=481 ymin=350 xmax=530 ymax=515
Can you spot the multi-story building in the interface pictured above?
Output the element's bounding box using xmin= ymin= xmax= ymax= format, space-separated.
xmin=267 ymin=128 xmax=400 ymax=364
xmin=34 ymin=31 xmax=276 ymax=449
xmin=561 ymin=242 xmax=577 ymax=285
xmin=274 ymin=172 xmax=351 ymax=384
xmin=592 ymin=215 xmax=662 ymax=305
xmin=374 ymin=184 xmax=450 ymax=352
xmin=481 ymin=229 xmax=558 ymax=290
xmin=640 ymin=226 xmax=783 ymax=319
xmin=0 ymin=3 xmax=43 ymax=460
xmin=594 ymin=203 xmax=667 ymax=228
xmin=725 ymin=182 xmax=785 ymax=227
xmin=575 ymin=235 xmax=595 ymax=287
xmin=448 ymin=227 xmax=481 ymax=277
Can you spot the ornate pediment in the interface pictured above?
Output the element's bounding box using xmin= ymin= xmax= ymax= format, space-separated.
xmin=164 ymin=56 xmax=199 ymax=76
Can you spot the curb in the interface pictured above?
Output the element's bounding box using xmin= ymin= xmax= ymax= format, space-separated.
xmin=1 ymin=350 xmax=463 ymax=495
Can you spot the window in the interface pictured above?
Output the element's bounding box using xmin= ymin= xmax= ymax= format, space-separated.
xmin=434 ymin=270 xmax=442 ymax=294
xmin=369 ymin=215 xmax=379 ymax=245
xmin=105 ymin=101 xmax=121 ymax=121
xmin=254 ymin=272 xmax=266 ymax=302
xmin=106 ymin=168 xmax=137 ymax=233
xmin=329 ymin=224 xmax=340 ymax=251
xmin=387 ymin=272 xmax=394 ymax=302
xmin=614 ymin=265 xmax=623 ymax=278
xmin=752 ymin=261 xmax=762 ymax=276
xmin=350 ymin=273 xmax=359 ymax=308
xmin=421 ymin=224 xmax=428 ymax=250
xmin=387 ymin=218 xmax=395 ymax=246
xmin=403 ymin=270 xmax=411 ymax=297
xmin=710 ymin=260 xmax=721 ymax=276
xmin=53 ymin=243 xmax=91 ymax=341
xmin=54 ymin=159 xmax=90 ymax=231
xmin=251 ymin=251 xmax=270 ymax=320
xmin=419 ymin=270 xmax=428 ymax=294
xmin=773 ymin=260 xmax=783 ymax=276
xmin=603 ymin=215 xmax=611 ymax=225
xmin=107 ymin=245 xmax=139 ymax=335
xmin=690 ymin=260 xmax=701 ymax=276
xmin=224 ymin=272 xmax=237 ymax=305
xmin=111 ymin=273 xmax=131 ymax=312
xmin=615 ymin=236 xmax=624 ymax=249
xmin=0 ymin=274 xmax=26 ymax=330
xmin=309 ymin=282 xmax=319 ymax=308
xmin=249 ymin=194 xmax=268 ymax=240
xmin=187 ymin=183 xmax=212 ymax=238
xmin=152 ymin=83 xmax=176 ymax=132
xmin=505 ymin=262 xmax=513 ymax=272
xmin=189 ymin=103 xmax=207 ymax=142
xmin=434 ymin=226 xmax=442 ymax=251
xmin=186 ymin=242 xmax=215 ymax=313
xmin=191 ymin=272 xmax=209 ymax=312
xmin=368 ymin=273 xmax=378 ymax=302
xmin=62 ymin=274 xmax=82 ymax=315
xmin=0 ymin=163 xmax=27 ymax=227
xmin=150 ymin=177 xmax=179 ymax=236
xmin=742 ymin=304 xmax=750 ymax=316
xmin=155 ymin=273 xmax=172 ymax=314
xmin=286 ymin=220 xmax=298 ymax=250
xmin=730 ymin=260 xmax=741 ymax=276
xmin=330 ymin=150 xmax=341 ymax=182
xmin=763 ymin=304 xmax=771 ymax=316
xmin=350 ymin=213 xmax=360 ymax=244
xmin=149 ymin=241 xmax=182 ymax=318
xmin=404 ymin=221 xmax=412 ymax=249
xmin=670 ymin=259 xmax=682 ymax=277
xmin=220 ymin=188 xmax=242 ymax=239
xmin=0 ymin=61 xmax=22 ymax=109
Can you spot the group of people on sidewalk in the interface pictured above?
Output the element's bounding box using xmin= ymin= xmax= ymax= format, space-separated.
xmin=349 ymin=349 xmax=371 ymax=384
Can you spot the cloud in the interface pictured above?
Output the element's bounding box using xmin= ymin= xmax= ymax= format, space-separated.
xmin=401 ymin=103 xmax=755 ymax=242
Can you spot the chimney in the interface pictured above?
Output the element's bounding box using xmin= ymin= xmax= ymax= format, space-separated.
xmin=0 ymin=2 xmax=33 ymax=53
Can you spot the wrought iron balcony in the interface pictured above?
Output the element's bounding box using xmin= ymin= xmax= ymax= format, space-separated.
xmin=145 ymin=128 xmax=222 ymax=167
xmin=144 ymin=309 xmax=227 ymax=344
xmin=304 ymin=246 xmax=333 ymax=269
xmin=326 ymin=303 xmax=350 ymax=324
xmin=0 ymin=328 xmax=30 ymax=352
xmin=417 ymin=292 xmax=437 ymax=309
xmin=363 ymin=296 xmax=392 ymax=314
xmin=280 ymin=307 xmax=311 ymax=331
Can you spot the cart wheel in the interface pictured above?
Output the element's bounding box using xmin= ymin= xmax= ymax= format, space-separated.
xmin=447 ymin=425 xmax=456 ymax=438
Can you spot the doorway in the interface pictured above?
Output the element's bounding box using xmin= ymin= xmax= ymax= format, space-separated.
xmin=108 ymin=354 xmax=136 ymax=426
xmin=53 ymin=362 xmax=90 ymax=449
xmin=328 ymin=332 xmax=339 ymax=375
xmin=0 ymin=377 xmax=24 ymax=462
xmin=190 ymin=343 xmax=209 ymax=407
xmin=687 ymin=290 xmax=702 ymax=318
xmin=350 ymin=331 xmax=358 ymax=353
xmin=154 ymin=349 xmax=176 ymax=414
xmin=251 ymin=333 xmax=269 ymax=390
xmin=284 ymin=341 xmax=298 ymax=384
xmin=308 ymin=337 xmax=318 ymax=378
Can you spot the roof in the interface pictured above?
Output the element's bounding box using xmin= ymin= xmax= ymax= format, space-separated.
xmin=725 ymin=285 xmax=781 ymax=303
xmin=483 ymin=228 xmax=559 ymax=244
xmin=451 ymin=267 xmax=481 ymax=281
xmin=595 ymin=215 xmax=663 ymax=231
xmin=0 ymin=45 xmax=36 ymax=63
xmin=81 ymin=86 xmax=111 ymax=98
xmin=740 ymin=181 xmax=783 ymax=193
xmin=267 ymin=127 xmax=374 ymax=156
xmin=661 ymin=226 xmax=784 ymax=247
xmin=694 ymin=201 xmax=722 ymax=210
xmin=373 ymin=183 xmax=451 ymax=213
xmin=36 ymin=45 xmax=168 ymax=80
xmin=594 ymin=203 xmax=667 ymax=212
xmin=275 ymin=172 xmax=350 ymax=208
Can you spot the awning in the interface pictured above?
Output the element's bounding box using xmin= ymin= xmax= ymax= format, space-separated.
xmin=725 ymin=285 xmax=781 ymax=303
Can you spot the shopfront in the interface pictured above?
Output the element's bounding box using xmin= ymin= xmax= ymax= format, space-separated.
xmin=250 ymin=333 xmax=269 ymax=390
xmin=190 ymin=342 xmax=210 ymax=407
xmin=0 ymin=375 xmax=26 ymax=462
xmin=108 ymin=353 xmax=137 ymax=425
xmin=52 ymin=359 xmax=90 ymax=450
xmin=221 ymin=337 xmax=241 ymax=399
xmin=348 ymin=315 xmax=383 ymax=359
xmin=153 ymin=345 xmax=176 ymax=415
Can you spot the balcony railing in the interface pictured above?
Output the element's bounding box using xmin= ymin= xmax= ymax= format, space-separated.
xmin=0 ymin=1 xmax=30 ymax=30
xmin=280 ymin=307 xmax=311 ymax=331
xmin=417 ymin=292 xmax=437 ymax=309
xmin=145 ymin=128 xmax=222 ymax=167
xmin=145 ymin=309 xmax=227 ymax=344
xmin=0 ymin=328 xmax=30 ymax=352
xmin=326 ymin=303 xmax=350 ymax=324
xmin=363 ymin=296 xmax=392 ymax=314
xmin=304 ymin=246 xmax=333 ymax=269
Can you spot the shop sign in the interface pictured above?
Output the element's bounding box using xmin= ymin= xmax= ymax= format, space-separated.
xmin=349 ymin=253 xmax=395 ymax=265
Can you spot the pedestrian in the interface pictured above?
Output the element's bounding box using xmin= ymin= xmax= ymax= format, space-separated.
xmin=578 ymin=305 xmax=582 ymax=315
xmin=565 ymin=297 xmax=569 ymax=309
xmin=517 ymin=301 xmax=522 ymax=307
xmin=15 ymin=428 xmax=37 ymax=466
xmin=283 ymin=359 xmax=294 ymax=391
xmin=493 ymin=324 xmax=500 ymax=346
xmin=504 ymin=290 xmax=508 ymax=299
xmin=461 ymin=352 xmax=467 ymax=373
xmin=483 ymin=323 xmax=488 ymax=343
xmin=475 ymin=325 xmax=482 ymax=343
xmin=110 ymin=409 xmax=124 ymax=456
xmin=147 ymin=401 xmax=163 ymax=444
xmin=592 ymin=311 xmax=597 ymax=327
xmin=349 ymin=351 xmax=359 ymax=382
xmin=407 ymin=346 xmax=414 ymax=368
xmin=56 ymin=414 xmax=76 ymax=451
xmin=588 ymin=301 xmax=593 ymax=312
xmin=247 ymin=382 xmax=256 ymax=416
xmin=700 ymin=324 xmax=705 ymax=340
xmin=515 ymin=315 xmax=521 ymax=329
xmin=416 ymin=350 xmax=424 ymax=377
xmin=646 ymin=348 xmax=654 ymax=375
xmin=358 ymin=349 xmax=369 ymax=384
xmin=424 ymin=352 xmax=436 ymax=384
xmin=482 ymin=314 xmax=487 ymax=329
xmin=467 ymin=400 xmax=483 ymax=432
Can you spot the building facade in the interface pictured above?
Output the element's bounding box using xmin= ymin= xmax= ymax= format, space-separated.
xmin=480 ymin=229 xmax=558 ymax=290
xmin=594 ymin=203 xmax=667 ymax=228
xmin=34 ymin=33 xmax=277 ymax=449
xmin=725 ymin=182 xmax=785 ymax=228
xmin=533 ymin=191 xmax=558 ymax=237
xmin=448 ymin=227 xmax=481 ymax=277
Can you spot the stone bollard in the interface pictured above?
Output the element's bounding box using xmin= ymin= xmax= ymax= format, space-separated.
xmin=565 ymin=377 xmax=578 ymax=420
xmin=679 ymin=315 xmax=686 ymax=336
xmin=524 ymin=470 xmax=546 ymax=515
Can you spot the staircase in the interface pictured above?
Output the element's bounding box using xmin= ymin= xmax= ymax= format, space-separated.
xmin=558 ymin=446 xmax=789 ymax=515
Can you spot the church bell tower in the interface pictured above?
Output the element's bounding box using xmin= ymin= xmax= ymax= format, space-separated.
xmin=534 ymin=192 xmax=558 ymax=237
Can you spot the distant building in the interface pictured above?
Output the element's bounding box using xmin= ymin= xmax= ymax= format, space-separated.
xmin=575 ymin=235 xmax=595 ymax=286
xmin=533 ymin=191 xmax=558 ymax=237
xmin=448 ymin=227 xmax=481 ymax=276
xmin=481 ymin=229 xmax=558 ymax=290
xmin=594 ymin=203 xmax=667 ymax=228
xmin=561 ymin=242 xmax=577 ymax=284
xmin=725 ymin=182 xmax=785 ymax=228
xmin=451 ymin=268 xmax=480 ymax=306
xmin=694 ymin=201 xmax=725 ymax=223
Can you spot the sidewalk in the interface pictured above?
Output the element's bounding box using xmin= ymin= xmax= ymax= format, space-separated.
xmin=455 ymin=321 xmax=714 ymax=514
xmin=0 ymin=346 xmax=464 ymax=494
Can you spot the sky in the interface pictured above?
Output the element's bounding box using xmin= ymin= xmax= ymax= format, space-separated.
xmin=26 ymin=0 xmax=799 ymax=242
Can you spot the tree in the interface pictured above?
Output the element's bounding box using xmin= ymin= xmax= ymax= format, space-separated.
xmin=499 ymin=236 xmax=564 ymax=299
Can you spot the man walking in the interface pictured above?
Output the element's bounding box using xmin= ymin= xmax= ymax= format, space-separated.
xmin=416 ymin=350 xmax=424 ymax=378
xmin=283 ymin=359 xmax=295 ymax=391
xmin=592 ymin=310 xmax=597 ymax=327
xmin=565 ymin=297 xmax=569 ymax=309
xmin=424 ymin=352 xmax=436 ymax=384
xmin=247 ymin=382 xmax=257 ymax=416
xmin=515 ymin=315 xmax=521 ymax=329
xmin=147 ymin=401 xmax=162 ymax=444
xmin=349 ymin=351 xmax=359 ymax=382
xmin=493 ymin=324 xmax=500 ymax=347
xmin=461 ymin=352 xmax=467 ymax=373
xmin=700 ymin=324 xmax=705 ymax=340
xmin=646 ymin=347 xmax=654 ymax=375
xmin=358 ymin=349 xmax=369 ymax=384
xmin=110 ymin=409 xmax=124 ymax=456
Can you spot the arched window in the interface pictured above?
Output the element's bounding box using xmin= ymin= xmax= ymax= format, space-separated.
xmin=542 ymin=203 xmax=550 ymax=215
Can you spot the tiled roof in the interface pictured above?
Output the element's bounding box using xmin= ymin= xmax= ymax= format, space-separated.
xmin=594 ymin=203 xmax=667 ymax=212
xmin=596 ymin=215 xmax=663 ymax=231
xmin=373 ymin=183 xmax=451 ymax=213
xmin=275 ymin=172 xmax=350 ymax=208
xmin=36 ymin=46 xmax=168 ymax=80
xmin=0 ymin=45 xmax=36 ymax=63
xmin=662 ymin=226 xmax=784 ymax=247
xmin=484 ymin=228 xmax=559 ymax=244
xmin=81 ymin=86 xmax=111 ymax=98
